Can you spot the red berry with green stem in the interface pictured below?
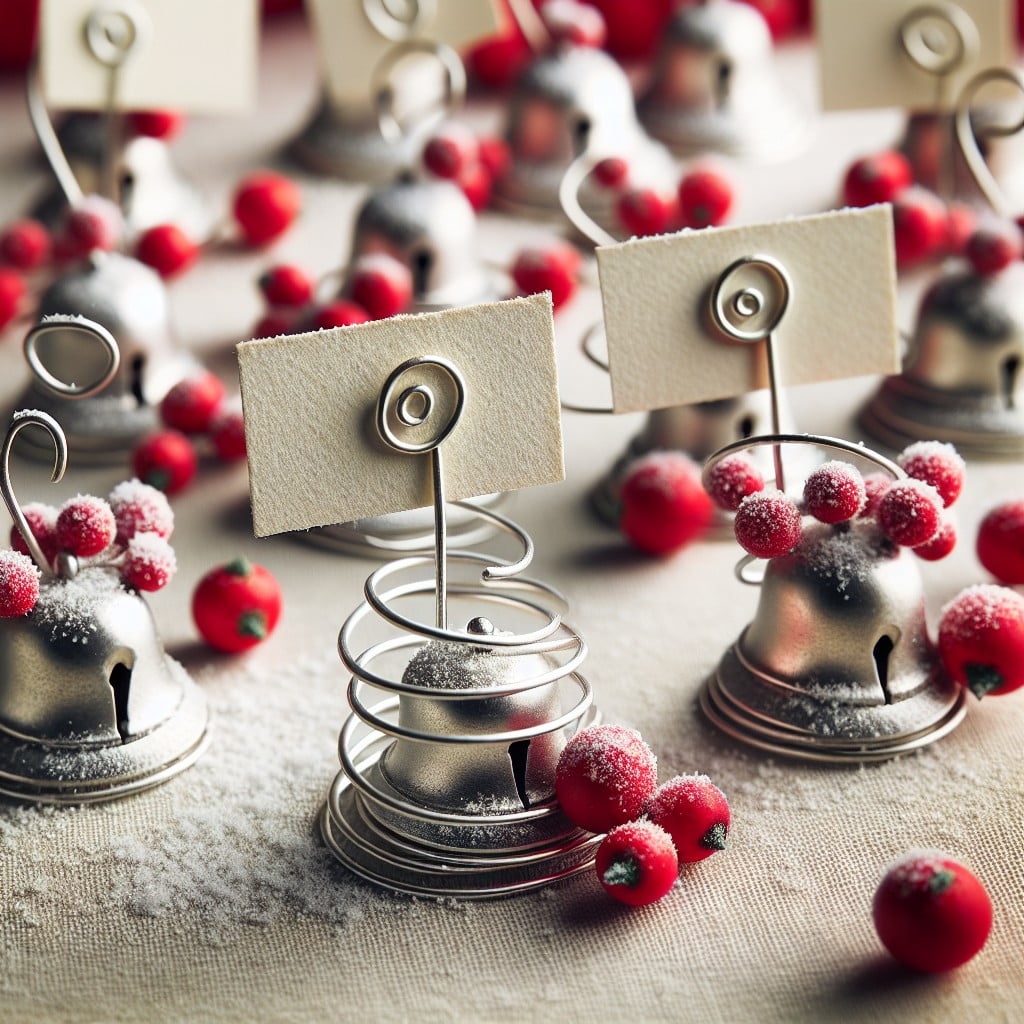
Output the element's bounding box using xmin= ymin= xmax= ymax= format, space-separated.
xmin=232 ymin=171 xmax=301 ymax=247
xmin=842 ymin=151 xmax=913 ymax=208
xmin=55 ymin=495 xmax=116 ymax=557
xmin=678 ymin=164 xmax=734 ymax=229
xmin=210 ymin=410 xmax=247 ymax=462
xmin=423 ymin=125 xmax=479 ymax=180
xmin=596 ymin=821 xmax=678 ymax=907
xmin=10 ymin=502 xmax=58 ymax=566
xmin=258 ymin=263 xmax=314 ymax=308
xmin=135 ymin=224 xmax=200 ymax=279
xmin=976 ymin=499 xmax=1024 ymax=584
xmin=616 ymin=187 xmax=676 ymax=237
xmin=873 ymin=851 xmax=992 ymax=972
xmin=108 ymin=479 xmax=174 ymax=543
xmin=892 ymin=187 xmax=947 ymax=267
xmin=705 ymin=454 xmax=764 ymax=512
xmin=646 ymin=774 xmax=731 ymax=864
xmin=555 ymin=724 xmax=658 ymax=834
xmin=511 ymin=244 xmax=579 ymax=310
xmin=0 ymin=268 xmax=26 ymax=330
xmin=733 ymin=490 xmax=802 ymax=558
xmin=0 ymin=550 xmax=40 ymax=617
xmin=938 ymin=584 xmax=1024 ymax=698
xmin=876 ymin=479 xmax=943 ymax=547
xmin=803 ymin=460 xmax=865 ymax=524
xmin=0 ymin=219 xmax=50 ymax=270
xmin=350 ymin=254 xmax=413 ymax=320
xmin=965 ymin=222 xmax=1023 ymax=275
xmin=913 ymin=518 xmax=956 ymax=561
xmin=121 ymin=532 xmax=177 ymax=592
xmin=128 ymin=109 xmax=184 ymax=140
xmin=192 ymin=557 xmax=283 ymax=653
xmin=160 ymin=372 xmax=225 ymax=434
xmin=132 ymin=430 xmax=198 ymax=495
xmin=620 ymin=451 xmax=714 ymax=555
xmin=309 ymin=299 xmax=369 ymax=331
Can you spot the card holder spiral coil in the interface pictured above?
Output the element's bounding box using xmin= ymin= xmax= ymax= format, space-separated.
xmin=0 ymin=409 xmax=209 ymax=803
xmin=320 ymin=356 xmax=601 ymax=898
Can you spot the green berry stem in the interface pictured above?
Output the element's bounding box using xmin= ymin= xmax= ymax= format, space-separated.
xmin=602 ymin=856 xmax=640 ymax=889
xmin=965 ymin=663 xmax=1004 ymax=700
xmin=226 ymin=556 xmax=253 ymax=577
xmin=238 ymin=610 xmax=267 ymax=639
xmin=701 ymin=822 xmax=728 ymax=851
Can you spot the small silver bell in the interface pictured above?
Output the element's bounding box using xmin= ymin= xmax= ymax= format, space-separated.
xmin=861 ymin=262 xmax=1024 ymax=458
xmin=637 ymin=0 xmax=808 ymax=162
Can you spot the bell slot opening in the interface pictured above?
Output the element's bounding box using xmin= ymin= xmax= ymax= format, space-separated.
xmin=872 ymin=633 xmax=897 ymax=705
xmin=737 ymin=414 xmax=755 ymax=440
xmin=108 ymin=662 xmax=133 ymax=741
xmin=507 ymin=740 xmax=531 ymax=810
xmin=119 ymin=169 xmax=135 ymax=210
xmin=1001 ymin=354 xmax=1020 ymax=410
xmin=715 ymin=58 xmax=733 ymax=109
xmin=572 ymin=116 xmax=592 ymax=155
xmin=129 ymin=354 xmax=145 ymax=406
xmin=411 ymin=247 xmax=433 ymax=301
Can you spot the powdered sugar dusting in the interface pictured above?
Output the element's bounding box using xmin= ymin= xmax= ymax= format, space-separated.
xmin=31 ymin=566 xmax=124 ymax=645
xmin=557 ymin=724 xmax=657 ymax=794
xmin=939 ymin=584 xmax=1024 ymax=643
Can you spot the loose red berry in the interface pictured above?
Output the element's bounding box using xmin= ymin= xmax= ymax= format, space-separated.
xmin=55 ymin=494 xmax=116 ymax=557
xmin=876 ymin=478 xmax=943 ymax=547
xmin=511 ymin=244 xmax=579 ymax=311
xmin=252 ymin=311 xmax=296 ymax=339
xmin=733 ymin=490 xmax=803 ymax=558
xmin=802 ymin=460 xmax=865 ymax=524
xmin=258 ymin=263 xmax=313 ymax=308
xmin=132 ymin=430 xmax=198 ymax=495
xmin=616 ymin=187 xmax=676 ymax=238
xmin=913 ymin=518 xmax=956 ymax=561
xmin=842 ymin=151 xmax=913 ymax=208
xmin=128 ymin=109 xmax=184 ymax=140
xmin=945 ymin=202 xmax=976 ymax=256
xmin=160 ymin=372 xmax=225 ymax=434
xmin=595 ymin=821 xmax=678 ymax=907
xmin=232 ymin=172 xmax=301 ymax=247
xmin=10 ymin=502 xmax=58 ymax=566
xmin=309 ymin=299 xmax=370 ymax=331
xmin=738 ymin=0 xmax=799 ymax=39
xmin=456 ymin=160 xmax=493 ymax=212
xmin=464 ymin=31 xmax=531 ymax=91
xmin=873 ymin=851 xmax=992 ymax=972
xmin=135 ymin=224 xmax=200 ymax=279
xmin=555 ymin=724 xmax=658 ymax=834
xmin=477 ymin=136 xmax=511 ymax=180
xmin=192 ymin=556 xmax=283 ymax=653
xmin=678 ymin=164 xmax=734 ymax=229
xmin=892 ymin=187 xmax=947 ymax=267
xmin=121 ymin=532 xmax=177 ymax=592
xmin=646 ymin=774 xmax=731 ymax=864
xmin=0 ymin=550 xmax=40 ymax=617
xmin=542 ymin=0 xmax=607 ymax=47
xmin=964 ymin=222 xmax=1023 ymax=275
xmin=210 ymin=410 xmax=247 ymax=462
xmin=976 ymin=500 xmax=1024 ymax=584
xmin=860 ymin=472 xmax=893 ymax=519
xmin=349 ymin=254 xmax=413 ymax=320
xmin=61 ymin=195 xmax=122 ymax=257
xmin=423 ymin=125 xmax=479 ymax=180
xmin=108 ymin=479 xmax=174 ymax=544
xmin=0 ymin=267 xmax=26 ymax=330
xmin=593 ymin=157 xmax=629 ymax=190
xmin=897 ymin=442 xmax=965 ymax=508
xmin=705 ymin=454 xmax=765 ymax=512
xmin=0 ymin=219 xmax=50 ymax=270
xmin=938 ymin=584 xmax=1024 ymax=698
xmin=620 ymin=451 xmax=714 ymax=555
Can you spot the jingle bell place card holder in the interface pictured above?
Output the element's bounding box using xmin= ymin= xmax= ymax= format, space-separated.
xmin=238 ymin=295 xmax=601 ymax=898
xmin=595 ymin=206 xmax=970 ymax=762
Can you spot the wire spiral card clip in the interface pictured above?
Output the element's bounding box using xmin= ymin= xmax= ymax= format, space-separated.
xmin=321 ymin=356 xmax=600 ymax=898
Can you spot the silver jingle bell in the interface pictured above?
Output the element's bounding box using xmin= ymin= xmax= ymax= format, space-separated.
xmin=0 ymin=565 xmax=209 ymax=803
xmin=492 ymin=42 xmax=677 ymax=231
xmin=637 ymin=0 xmax=809 ymax=162
xmin=861 ymin=262 xmax=1024 ymax=458
xmin=702 ymin=519 xmax=966 ymax=761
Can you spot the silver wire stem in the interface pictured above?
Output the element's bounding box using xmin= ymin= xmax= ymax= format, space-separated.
xmin=764 ymin=332 xmax=785 ymax=493
xmin=558 ymin=151 xmax=619 ymax=249
xmin=506 ymin=0 xmax=551 ymax=53
xmin=430 ymin=446 xmax=447 ymax=629
xmin=26 ymin=59 xmax=83 ymax=208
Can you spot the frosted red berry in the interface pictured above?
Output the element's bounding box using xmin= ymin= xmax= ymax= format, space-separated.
xmin=129 ymin=109 xmax=184 ymax=140
xmin=61 ymin=196 xmax=122 ymax=256
xmin=876 ymin=478 xmax=943 ymax=547
xmin=938 ymin=584 xmax=1024 ymax=698
xmin=965 ymin=222 xmax=1023 ymax=275
xmin=108 ymin=479 xmax=174 ymax=543
xmin=511 ymin=244 xmax=579 ymax=310
xmin=423 ymin=126 xmax=479 ymax=180
xmin=309 ymin=299 xmax=369 ymax=331
xmin=0 ymin=550 xmax=40 ymax=617
xmin=160 ymin=372 xmax=225 ymax=434
xmin=456 ymin=160 xmax=492 ymax=212
xmin=860 ymin=472 xmax=893 ymax=519
xmin=10 ymin=502 xmax=58 ymax=566
xmin=349 ymin=254 xmax=413 ymax=320
xmin=232 ymin=172 xmax=301 ymax=247
xmin=873 ymin=851 xmax=992 ymax=972
xmin=132 ymin=430 xmax=198 ymax=495
xmin=892 ymin=187 xmax=947 ymax=266
xmin=0 ymin=219 xmax=50 ymax=270
xmin=258 ymin=263 xmax=313 ymax=308
xmin=192 ymin=557 xmax=283 ymax=653
xmin=464 ymin=31 xmax=531 ymax=91
xmin=619 ymin=451 xmax=714 ymax=555
xmin=842 ymin=151 xmax=913 ymax=208
xmin=210 ymin=410 xmax=247 ymax=462
xmin=593 ymin=157 xmax=629 ymax=190
xmin=555 ymin=724 xmax=658 ymax=834
xmin=646 ymin=774 xmax=731 ymax=864
xmin=616 ymin=188 xmax=676 ymax=237
xmin=733 ymin=490 xmax=803 ymax=558
xmin=976 ymin=499 xmax=1024 ymax=584
xmin=913 ymin=518 xmax=956 ymax=561
xmin=0 ymin=268 xmax=26 ymax=330
xmin=802 ymin=460 xmax=865 ymax=524
xmin=135 ymin=224 xmax=200 ymax=279
xmin=477 ymin=136 xmax=511 ymax=180
xmin=595 ymin=821 xmax=678 ymax=907
xmin=678 ymin=164 xmax=734 ymax=229
xmin=705 ymin=454 xmax=764 ymax=512
xmin=55 ymin=495 xmax=116 ymax=557
xmin=121 ymin=532 xmax=177 ymax=592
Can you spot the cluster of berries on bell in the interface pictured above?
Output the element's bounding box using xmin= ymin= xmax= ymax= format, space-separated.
xmin=0 ymin=480 xmax=177 ymax=617
xmin=554 ymin=723 xmax=731 ymax=907
xmin=421 ymin=121 xmax=512 ymax=214
xmin=132 ymin=371 xmax=245 ymax=496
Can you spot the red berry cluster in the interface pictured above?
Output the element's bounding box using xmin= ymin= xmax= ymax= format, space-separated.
xmin=555 ymin=723 xmax=731 ymax=907
xmin=0 ymin=480 xmax=177 ymax=616
xmin=132 ymin=372 xmax=245 ymax=496
xmin=421 ymin=123 xmax=511 ymax=213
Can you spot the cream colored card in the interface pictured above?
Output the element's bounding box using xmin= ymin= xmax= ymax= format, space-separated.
xmin=238 ymin=295 xmax=564 ymax=537
xmin=306 ymin=0 xmax=502 ymax=104
xmin=40 ymin=0 xmax=257 ymax=113
xmin=815 ymin=0 xmax=1013 ymax=112
xmin=596 ymin=207 xmax=900 ymax=415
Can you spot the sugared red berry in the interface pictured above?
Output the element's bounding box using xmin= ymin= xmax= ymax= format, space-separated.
xmin=232 ymin=172 xmax=301 ymax=247
xmin=511 ymin=244 xmax=580 ymax=311
xmin=965 ymin=222 xmax=1023 ymax=275
xmin=132 ymin=430 xmax=198 ymax=495
xmin=678 ymin=164 xmax=734 ymax=229
xmin=423 ymin=125 xmax=479 ymax=180
xmin=705 ymin=454 xmax=765 ymax=512
xmin=555 ymin=724 xmax=657 ymax=834
xmin=976 ymin=499 xmax=1024 ymax=584
xmin=121 ymin=532 xmax=177 ymax=592
xmin=258 ymin=263 xmax=313 ymax=308
xmin=646 ymin=774 xmax=731 ymax=864
xmin=135 ymin=224 xmax=200 ymax=278
xmin=0 ymin=219 xmax=50 ymax=270
xmin=61 ymin=195 xmax=122 ymax=257
xmin=0 ymin=550 xmax=40 ymax=617
xmin=900 ymin=442 xmax=962 ymax=513
xmin=0 ymin=267 xmax=26 ymax=330
xmin=802 ymin=460 xmax=865 ymax=524
xmin=733 ymin=490 xmax=803 ymax=558
xmin=595 ymin=821 xmax=678 ymax=907
xmin=55 ymin=495 xmax=116 ymax=557
xmin=542 ymin=0 xmax=607 ymax=47
xmin=309 ymin=299 xmax=369 ymax=331
xmin=10 ymin=502 xmax=58 ymax=566
xmin=913 ymin=518 xmax=956 ymax=561
xmin=873 ymin=851 xmax=992 ymax=972
xmin=108 ymin=479 xmax=174 ymax=543
xmin=349 ymin=254 xmax=413 ymax=320
xmin=938 ymin=584 xmax=1024 ymax=698
xmin=593 ymin=157 xmax=629 ymax=190
xmin=192 ymin=557 xmax=283 ymax=653
xmin=129 ymin=109 xmax=184 ymax=140
xmin=860 ymin=472 xmax=893 ymax=519
xmin=210 ymin=410 xmax=247 ymax=462
xmin=877 ymin=478 xmax=943 ymax=547
xmin=892 ymin=187 xmax=947 ymax=267
xmin=842 ymin=151 xmax=913 ymax=208
xmin=456 ymin=160 xmax=493 ymax=212
xmin=477 ymin=136 xmax=511 ymax=180
xmin=160 ymin=372 xmax=225 ymax=434
xmin=620 ymin=451 xmax=714 ymax=555
xmin=616 ymin=188 xmax=676 ymax=237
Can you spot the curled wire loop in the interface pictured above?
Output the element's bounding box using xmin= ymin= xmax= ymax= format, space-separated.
xmin=898 ymin=2 xmax=979 ymax=80
xmin=24 ymin=316 xmax=122 ymax=399
xmin=84 ymin=1 xmax=151 ymax=68
xmin=559 ymin=322 xmax=616 ymax=415
xmin=376 ymin=355 xmax=465 ymax=455
xmin=1 ymin=410 xmax=68 ymax=575
xmin=709 ymin=254 xmax=791 ymax=345
xmin=362 ymin=0 xmax=435 ymax=41
xmin=558 ymin=150 xmax=619 ymax=249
